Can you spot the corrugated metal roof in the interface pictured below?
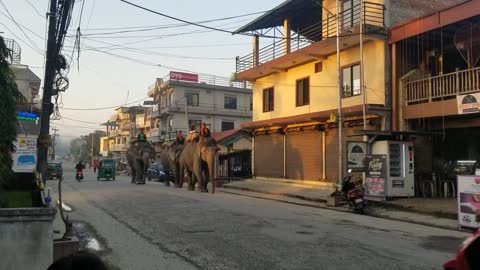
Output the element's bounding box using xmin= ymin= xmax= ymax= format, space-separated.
xmin=234 ymin=0 xmax=322 ymax=34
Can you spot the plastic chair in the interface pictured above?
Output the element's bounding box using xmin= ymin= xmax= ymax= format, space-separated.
xmin=441 ymin=179 xmax=456 ymax=198
xmin=422 ymin=179 xmax=436 ymax=198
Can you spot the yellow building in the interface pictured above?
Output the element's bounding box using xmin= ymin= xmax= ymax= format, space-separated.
xmin=235 ymin=0 xmax=392 ymax=182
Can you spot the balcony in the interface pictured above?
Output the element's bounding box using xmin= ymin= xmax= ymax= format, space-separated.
xmin=403 ymin=67 xmax=480 ymax=119
xmin=158 ymin=102 xmax=253 ymax=118
xmin=235 ymin=1 xmax=385 ymax=80
xmin=111 ymin=144 xmax=128 ymax=152
xmin=160 ymin=72 xmax=251 ymax=89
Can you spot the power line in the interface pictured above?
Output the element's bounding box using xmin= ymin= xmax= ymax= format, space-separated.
xmin=23 ymin=0 xmax=45 ymax=18
xmin=71 ymin=10 xmax=267 ymax=37
xmin=0 ymin=1 xmax=45 ymax=55
xmin=60 ymin=115 xmax=104 ymax=124
xmin=81 ymin=38 xmax=232 ymax=60
xmin=0 ymin=22 xmax=45 ymax=56
xmin=59 ymin=96 xmax=150 ymax=111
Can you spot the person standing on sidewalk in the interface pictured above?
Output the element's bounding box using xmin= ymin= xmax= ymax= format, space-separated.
xmin=93 ymin=160 xmax=98 ymax=173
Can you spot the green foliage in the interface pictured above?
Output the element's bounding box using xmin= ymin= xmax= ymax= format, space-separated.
xmin=0 ymin=191 xmax=32 ymax=208
xmin=0 ymin=36 xmax=24 ymax=188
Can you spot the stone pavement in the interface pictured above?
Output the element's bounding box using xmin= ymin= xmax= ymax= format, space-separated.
xmin=222 ymin=178 xmax=461 ymax=231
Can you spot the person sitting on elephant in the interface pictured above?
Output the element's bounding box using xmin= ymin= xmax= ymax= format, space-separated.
xmin=176 ymin=131 xmax=185 ymax=145
xmin=137 ymin=131 xmax=147 ymax=142
xmin=199 ymin=123 xmax=211 ymax=138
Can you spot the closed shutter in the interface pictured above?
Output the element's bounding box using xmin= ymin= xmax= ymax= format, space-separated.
xmin=286 ymin=131 xmax=323 ymax=180
xmin=254 ymin=134 xmax=284 ymax=177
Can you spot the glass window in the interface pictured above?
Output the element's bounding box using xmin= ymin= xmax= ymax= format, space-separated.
xmin=224 ymin=96 xmax=237 ymax=109
xmin=342 ymin=64 xmax=361 ymax=98
xmin=221 ymin=121 xmax=235 ymax=131
xmin=263 ymin=88 xmax=274 ymax=112
xmin=185 ymin=93 xmax=199 ymax=106
xmin=188 ymin=119 xmax=202 ymax=131
xmin=250 ymin=97 xmax=253 ymax=111
xmin=296 ymin=77 xmax=310 ymax=107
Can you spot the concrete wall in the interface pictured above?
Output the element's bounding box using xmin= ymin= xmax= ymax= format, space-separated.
xmin=0 ymin=208 xmax=57 ymax=270
xmin=253 ymin=41 xmax=386 ymax=122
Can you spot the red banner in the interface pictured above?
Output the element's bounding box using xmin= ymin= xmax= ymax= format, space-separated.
xmin=169 ymin=71 xmax=198 ymax=83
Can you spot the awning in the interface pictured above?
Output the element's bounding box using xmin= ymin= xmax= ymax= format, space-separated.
xmin=234 ymin=0 xmax=323 ymax=38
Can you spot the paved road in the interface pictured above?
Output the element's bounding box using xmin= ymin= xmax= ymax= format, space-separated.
xmin=50 ymin=165 xmax=467 ymax=270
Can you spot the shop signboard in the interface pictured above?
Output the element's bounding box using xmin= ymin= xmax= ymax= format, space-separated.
xmin=12 ymin=135 xmax=37 ymax=173
xmin=457 ymin=93 xmax=480 ymax=114
xmin=458 ymin=175 xmax=480 ymax=228
xmin=347 ymin=141 xmax=367 ymax=171
xmin=169 ymin=71 xmax=198 ymax=83
xmin=364 ymin=154 xmax=387 ymax=201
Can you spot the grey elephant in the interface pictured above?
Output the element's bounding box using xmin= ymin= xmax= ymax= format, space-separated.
xmin=179 ymin=136 xmax=219 ymax=193
xmin=126 ymin=141 xmax=156 ymax=185
xmin=159 ymin=141 xmax=184 ymax=187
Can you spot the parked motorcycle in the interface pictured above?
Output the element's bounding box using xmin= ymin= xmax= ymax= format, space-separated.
xmin=75 ymin=170 xmax=84 ymax=181
xmin=341 ymin=169 xmax=366 ymax=214
xmin=443 ymin=229 xmax=480 ymax=270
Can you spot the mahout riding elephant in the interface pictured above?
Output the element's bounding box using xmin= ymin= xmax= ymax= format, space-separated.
xmin=159 ymin=141 xmax=184 ymax=187
xmin=126 ymin=141 xmax=155 ymax=185
xmin=179 ymin=136 xmax=219 ymax=193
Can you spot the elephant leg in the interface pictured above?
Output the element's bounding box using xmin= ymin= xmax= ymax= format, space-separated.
xmin=186 ymin=170 xmax=194 ymax=191
xmin=193 ymin=167 xmax=206 ymax=192
xmin=135 ymin=160 xmax=143 ymax=184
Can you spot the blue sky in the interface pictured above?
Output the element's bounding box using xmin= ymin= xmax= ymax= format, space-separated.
xmin=1 ymin=0 xmax=283 ymax=138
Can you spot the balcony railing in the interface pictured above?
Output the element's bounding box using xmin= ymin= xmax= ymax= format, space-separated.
xmin=162 ymin=73 xmax=251 ymax=89
xmin=405 ymin=67 xmax=480 ymax=104
xmin=236 ymin=1 xmax=384 ymax=73
xmin=159 ymin=101 xmax=253 ymax=117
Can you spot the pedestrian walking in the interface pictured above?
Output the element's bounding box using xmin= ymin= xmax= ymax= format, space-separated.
xmin=93 ymin=160 xmax=98 ymax=173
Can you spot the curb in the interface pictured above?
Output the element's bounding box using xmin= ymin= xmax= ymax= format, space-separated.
xmin=368 ymin=200 xmax=457 ymax=220
xmin=221 ymin=186 xmax=464 ymax=232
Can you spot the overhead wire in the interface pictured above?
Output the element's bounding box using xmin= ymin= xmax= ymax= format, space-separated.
xmin=59 ymin=96 xmax=151 ymax=111
xmin=0 ymin=1 xmax=45 ymax=55
xmin=23 ymin=0 xmax=45 ymax=18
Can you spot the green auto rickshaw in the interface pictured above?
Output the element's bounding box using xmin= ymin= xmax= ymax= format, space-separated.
xmin=97 ymin=159 xmax=116 ymax=181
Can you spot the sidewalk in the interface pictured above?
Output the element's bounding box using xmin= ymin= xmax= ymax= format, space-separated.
xmin=222 ymin=178 xmax=461 ymax=231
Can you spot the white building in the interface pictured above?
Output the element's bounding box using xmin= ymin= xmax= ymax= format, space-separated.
xmin=148 ymin=71 xmax=252 ymax=142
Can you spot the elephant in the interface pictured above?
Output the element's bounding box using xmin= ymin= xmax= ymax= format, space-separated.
xmin=126 ymin=141 xmax=156 ymax=185
xmin=159 ymin=141 xmax=184 ymax=187
xmin=179 ymin=136 xmax=219 ymax=193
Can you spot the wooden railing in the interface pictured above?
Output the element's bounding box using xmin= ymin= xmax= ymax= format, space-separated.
xmin=405 ymin=67 xmax=480 ymax=104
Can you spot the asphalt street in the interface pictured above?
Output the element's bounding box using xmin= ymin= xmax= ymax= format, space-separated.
xmin=49 ymin=164 xmax=468 ymax=270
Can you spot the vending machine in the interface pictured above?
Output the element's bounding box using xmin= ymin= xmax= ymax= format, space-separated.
xmin=371 ymin=140 xmax=415 ymax=197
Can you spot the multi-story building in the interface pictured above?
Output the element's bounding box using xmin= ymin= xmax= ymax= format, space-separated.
xmin=234 ymin=0 xmax=457 ymax=182
xmin=390 ymin=0 xmax=480 ymax=173
xmin=148 ymin=71 xmax=252 ymax=143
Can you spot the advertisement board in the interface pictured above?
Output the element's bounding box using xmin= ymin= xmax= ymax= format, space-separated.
xmin=364 ymin=154 xmax=387 ymax=201
xmin=12 ymin=135 xmax=37 ymax=173
xmin=458 ymin=175 xmax=480 ymax=228
xmin=347 ymin=141 xmax=367 ymax=171
xmin=457 ymin=93 xmax=480 ymax=114
xmin=169 ymin=71 xmax=199 ymax=83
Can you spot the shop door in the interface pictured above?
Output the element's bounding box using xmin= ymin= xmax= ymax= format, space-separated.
xmin=254 ymin=134 xmax=284 ymax=178
xmin=286 ymin=131 xmax=323 ymax=180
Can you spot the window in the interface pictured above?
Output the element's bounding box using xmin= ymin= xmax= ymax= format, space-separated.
xmin=342 ymin=64 xmax=361 ymax=98
xmin=342 ymin=0 xmax=361 ymax=30
xmin=188 ymin=119 xmax=202 ymax=131
xmin=221 ymin=121 xmax=235 ymax=131
xmin=224 ymin=96 xmax=237 ymax=109
xmin=296 ymin=77 xmax=310 ymax=107
xmin=249 ymin=97 xmax=253 ymax=111
xmin=263 ymin=88 xmax=274 ymax=112
xmin=185 ymin=93 xmax=199 ymax=106
xmin=315 ymin=62 xmax=323 ymax=73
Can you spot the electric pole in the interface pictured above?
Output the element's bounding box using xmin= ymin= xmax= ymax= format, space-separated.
xmin=51 ymin=127 xmax=59 ymax=160
xmin=37 ymin=0 xmax=58 ymax=177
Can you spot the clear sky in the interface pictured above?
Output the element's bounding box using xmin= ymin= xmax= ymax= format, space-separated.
xmin=1 ymin=0 xmax=284 ymax=139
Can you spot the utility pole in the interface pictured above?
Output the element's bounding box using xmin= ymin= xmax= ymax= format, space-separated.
xmin=37 ymin=0 xmax=58 ymax=177
xmin=51 ymin=127 xmax=59 ymax=160
xmin=336 ymin=0 xmax=344 ymax=185
xmin=360 ymin=0 xmax=367 ymax=131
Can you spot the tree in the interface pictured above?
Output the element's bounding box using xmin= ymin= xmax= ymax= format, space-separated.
xmin=0 ymin=37 xmax=25 ymax=188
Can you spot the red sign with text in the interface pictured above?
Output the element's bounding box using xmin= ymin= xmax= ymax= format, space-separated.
xmin=169 ymin=71 xmax=198 ymax=83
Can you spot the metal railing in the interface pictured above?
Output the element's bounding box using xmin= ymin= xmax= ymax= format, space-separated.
xmin=236 ymin=1 xmax=384 ymax=73
xmin=159 ymin=101 xmax=253 ymax=117
xmin=4 ymin=38 xmax=21 ymax=64
xmin=162 ymin=73 xmax=251 ymax=89
xmin=405 ymin=67 xmax=480 ymax=104
xmin=218 ymin=150 xmax=252 ymax=182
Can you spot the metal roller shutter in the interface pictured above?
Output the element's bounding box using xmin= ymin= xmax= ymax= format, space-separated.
xmin=254 ymin=134 xmax=284 ymax=178
xmin=286 ymin=131 xmax=323 ymax=180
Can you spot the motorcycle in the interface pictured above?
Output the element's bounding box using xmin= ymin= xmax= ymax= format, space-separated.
xmin=75 ymin=170 xmax=84 ymax=181
xmin=443 ymin=229 xmax=480 ymax=270
xmin=341 ymin=169 xmax=366 ymax=214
